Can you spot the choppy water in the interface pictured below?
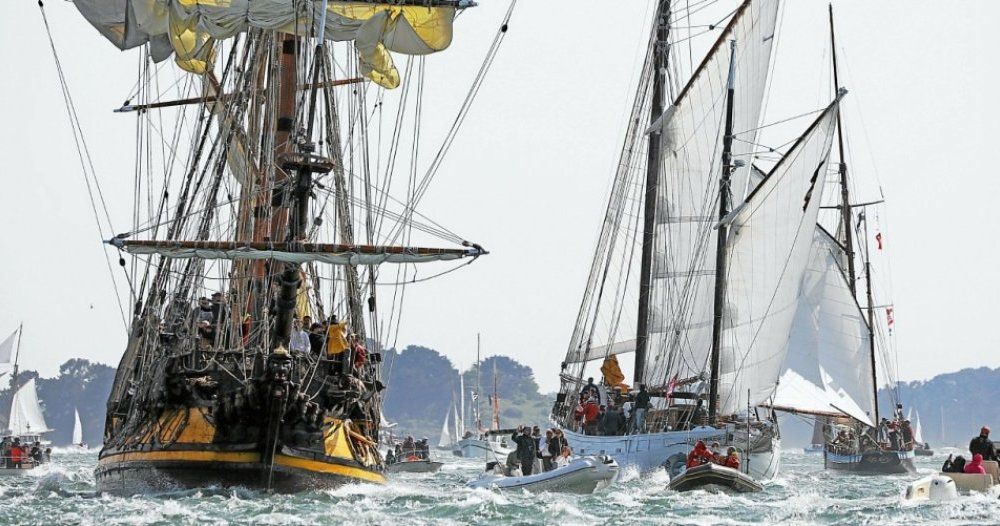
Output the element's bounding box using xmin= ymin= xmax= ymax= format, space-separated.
xmin=1 ymin=448 xmax=997 ymax=525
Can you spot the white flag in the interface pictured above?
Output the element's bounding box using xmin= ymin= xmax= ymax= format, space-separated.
xmin=0 ymin=330 xmax=17 ymax=365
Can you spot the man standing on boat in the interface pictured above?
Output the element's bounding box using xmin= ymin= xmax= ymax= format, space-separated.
xmin=511 ymin=426 xmax=538 ymax=476
xmin=633 ymin=384 xmax=650 ymax=433
xmin=969 ymin=426 xmax=997 ymax=461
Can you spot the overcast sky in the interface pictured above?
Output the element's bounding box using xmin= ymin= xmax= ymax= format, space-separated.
xmin=1 ymin=1 xmax=998 ymax=393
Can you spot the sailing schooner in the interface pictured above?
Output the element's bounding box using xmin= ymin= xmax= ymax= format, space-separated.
xmin=58 ymin=0 xmax=494 ymax=493
xmin=767 ymin=4 xmax=914 ymax=475
xmin=550 ymin=0 xmax=847 ymax=481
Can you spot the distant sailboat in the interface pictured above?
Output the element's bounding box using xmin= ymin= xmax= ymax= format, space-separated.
xmin=437 ymin=406 xmax=454 ymax=450
xmin=455 ymin=335 xmax=514 ymax=459
xmin=3 ymin=324 xmax=53 ymax=474
xmin=72 ymin=408 xmax=87 ymax=449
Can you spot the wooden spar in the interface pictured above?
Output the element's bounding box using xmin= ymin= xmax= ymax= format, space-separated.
xmin=114 ymin=78 xmax=366 ymax=113
xmin=708 ymin=40 xmax=738 ymax=424
xmin=829 ymin=4 xmax=857 ymax=295
xmin=861 ymin=212 xmax=880 ymax=424
xmin=113 ymin=239 xmax=482 ymax=257
xmin=634 ymin=1 xmax=671 ymax=386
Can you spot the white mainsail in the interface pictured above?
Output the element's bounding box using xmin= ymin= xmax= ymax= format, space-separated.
xmin=0 ymin=329 xmax=16 ymax=367
xmin=771 ymin=228 xmax=876 ymax=427
xmin=645 ymin=0 xmax=780 ymax=397
xmin=459 ymin=375 xmax=466 ymax=438
xmin=438 ymin=408 xmax=452 ymax=448
xmin=910 ymin=409 xmax=925 ymax=444
xmin=73 ymin=408 xmax=84 ymax=445
xmin=8 ymin=379 xmax=51 ymax=435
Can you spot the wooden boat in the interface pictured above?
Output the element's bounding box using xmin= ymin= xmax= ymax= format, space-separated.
xmin=668 ymin=463 xmax=763 ymax=493
xmin=466 ymin=457 xmax=617 ymax=494
xmin=55 ymin=0 xmax=493 ymax=494
xmin=385 ymin=459 xmax=443 ymax=474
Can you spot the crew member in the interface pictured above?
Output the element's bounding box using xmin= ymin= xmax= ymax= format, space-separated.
xmin=511 ymin=426 xmax=538 ymax=476
xmin=969 ymin=426 xmax=998 ymax=461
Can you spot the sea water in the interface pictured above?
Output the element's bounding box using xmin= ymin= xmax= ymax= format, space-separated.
xmin=0 ymin=448 xmax=996 ymax=525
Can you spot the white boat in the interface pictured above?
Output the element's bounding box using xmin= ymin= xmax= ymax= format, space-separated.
xmin=456 ymin=432 xmax=516 ymax=460
xmin=72 ymin=408 xmax=87 ymax=449
xmin=466 ymin=456 xmax=618 ymax=494
xmin=669 ymin=462 xmax=763 ymax=493
xmin=904 ymin=475 xmax=959 ymax=502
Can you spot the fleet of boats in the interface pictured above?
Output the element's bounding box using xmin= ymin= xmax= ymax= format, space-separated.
xmin=4 ymin=0 xmax=994 ymax=505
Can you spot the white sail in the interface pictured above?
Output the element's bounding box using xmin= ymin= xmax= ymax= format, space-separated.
xmin=438 ymin=409 xmax=452 ymax=448
xmin=771 ymin=228 xmax=876 ymax=426
xmin=459 ymin=374 xmax=466 ymax=438
xmin=452 ymin=400 xmax=461 ymax=443
xmin=73 ymin=408 xmax=84 ymax=445
xmin=913 ymin=410 xmax=924 ymax=444
xmin=0 ymin=329 xmax=16 ymax=367
xmin=8 ymin=379 xmax=51 ymax=435
xmin=645 ymin=0 xmax=780 ymax=389
xmin=716 ymin=94 xmax=842 ymax=414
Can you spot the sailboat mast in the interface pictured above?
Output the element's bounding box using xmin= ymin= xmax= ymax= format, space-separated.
xmin=708 ymin=41 xmax=739 ymax=424
xmin=475 ymin=333 xmax=482 ymax=431
xmin=861 ymin=213 xmax=879 ymax=423
xmin=10 ymin=323 xmax=22 ymax=389
xmin=829 ymin=4 xmax=857 ymax=292
xmin=634 ymin=1 xmax=672 ymax=385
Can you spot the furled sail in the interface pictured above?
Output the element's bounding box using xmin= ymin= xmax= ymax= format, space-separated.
xmin=770 ymin=227 xmax=876 ymax=426
xmin=8 ymin=379 xmax=51 ymax=435
xmin=71 ymin=0 xmax=469 ymax=86
xmin=713 ymin=93 xmax=842 ymax=414
xmin=73 ymin=408 xmax=85 ymax=445
xmin=109 ymin=239 xmax=485 ymax=265
xmin=644 ymin=0 xmax=779 ymax=390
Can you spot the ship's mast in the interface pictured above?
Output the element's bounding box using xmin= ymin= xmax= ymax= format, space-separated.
xmin=9 ymin=323 xmax=22 ymax=390
xmin=830 ymin=4 xmax=878 ymax=424
xmin=708 ymin=41 xmax=738 ymax=424
xmin=829 ymin=4 xmax=857 ymax=293
xmin=475 ymin=334 xmax=482 ymax=432
xmin=634 ymin=0 xmax=671 ymax=385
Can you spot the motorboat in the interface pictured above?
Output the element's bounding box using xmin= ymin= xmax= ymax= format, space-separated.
xmin=466 ymin=456 xmax=618 ymax=494
xmin=667 ymin=462 xmax=763 ymax=493
xmin=904 ymin=475 xmax=959 ymax=502
xmin=385 ymin=459 xmax=443 ymax=474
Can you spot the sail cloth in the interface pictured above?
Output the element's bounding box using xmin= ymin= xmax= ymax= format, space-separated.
xmin=71 ymin=0 xmax=463 ymax=87
xmin=8 ymin=379 xmax=51 ymax=435
xmin=0 ymin=329 xmax=16 ymax=366
xmin=438 ymin=409 xmax=452 ymax=448
xmin=73 ymin=408 xmax=85 ymax=445
xmin=771 ymin=227 xmax=876 ymax=427
xmin=716 ymin=94 xmax=843 ymax=415
xmin=645 ymin=0 xmax=779 ymax=396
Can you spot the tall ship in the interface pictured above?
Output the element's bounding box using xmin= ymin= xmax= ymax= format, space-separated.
xmin=550 ymin=0 xmax=847 ymax=480
xmin=60 ymin=0 xmax=491 ymax=493
xmin=767 ymin=5 xmax=914 ymax=475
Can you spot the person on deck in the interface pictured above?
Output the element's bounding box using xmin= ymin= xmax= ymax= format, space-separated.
xmin=192 ymin=297 xmax=214 ymax=326
xmin=308 ymin=323 xmax=325 ymax=354
xmin=326 ymin=316 xmax=350 ymax=360
xmin=581 ymin=377 xmax=598 ymax=399
xmin=686 ymin=440 xmax=714 ymax=469
xmin=511 ymin=426 xmax=538 ymax=476
xmin=582 ymin=397 xmax=600 ymax=436
xmin=692 ymin=400 xmax=708 ymax=427
xmin=969 ymin=426 xmax=998 ymax=461
xmin=723 ymin=447 xmax=741 ymax=469
xmin=964 ymin=453 xmax=987 ymax=474
xmin=942 ymin=454 xmax=966 ymax=473
xmin=600 ymin=404 xmax=626 ymax=436
xmin=197 ymin=320 xmax=216 ymax=348
xmin=540 ymin=429 xmax=554 ymax=471
xmin=349 ymin=334 xmax=367 ymax=370
xmin=385 ymin=449 xmax=396 ymax=465
xmin=709 ymin=442 xmax=723 ymax=464
xmin=289 ymin=318 xmax=310 ymax=354
xmin=555 ymin=445 xmax=572 ymax=468
xmin=10 ymin=439 xmax=23 ymax=469
xmin=632 ymin=384 xmax=650 ymax=433
xmin=901 ymin=420 xmax=915 ymax=450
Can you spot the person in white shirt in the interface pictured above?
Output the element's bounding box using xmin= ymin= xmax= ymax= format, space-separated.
xmin=555 ymin=446 xmax=572 ymax=468
xmin=289 ymin=318 xmax=310 ymax=353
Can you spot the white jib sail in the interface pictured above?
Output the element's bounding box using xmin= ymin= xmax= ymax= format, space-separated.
xmin=0 ymin=330 xmax=16 ymax=366
xmin=913 ymin=410 xmax=924 ymax=444
xmin=717 ymin=93 xmax=843 ymax=414
xmin=772 ymin=227 xmax=876 ymax=426
xmin=8 ymin=379 xmax=51 ymax=435
xmin=73 ymin=408 xmax=84 ymax=445
xmin=438 ymin=409 xmax=452 ymax=448
xmin=646 ymin=0 xmax=780 ymax=388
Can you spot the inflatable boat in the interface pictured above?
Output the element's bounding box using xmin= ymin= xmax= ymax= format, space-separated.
xmin=466 ymin=456 xmax=617 ymax=493
xmin=668 ymin=463 xmax=763 ymax=493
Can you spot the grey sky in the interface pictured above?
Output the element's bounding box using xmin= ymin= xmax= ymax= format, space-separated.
xmin=1 ymin=1 xmax=997 ymax=393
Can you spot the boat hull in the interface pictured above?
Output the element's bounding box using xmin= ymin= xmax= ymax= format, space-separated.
xmin=668 ymin=462 xmax=763 ymax=493
xmin=455 ymin=437 xmax=515 ymax=460
xmin=466 ymin=457 xmax=617 ymax=494
xmin=824 ymin=449 xmax=916 ymax=474
xmin=385 ymin=460 xmax=443 ymax=474
xmin=95 ymin=446 xmax=384 ymax=494
xmin=561 ymin=427 xmax=781 ymax=480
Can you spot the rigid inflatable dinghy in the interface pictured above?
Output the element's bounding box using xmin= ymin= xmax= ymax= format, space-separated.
xmin=466 ymin=456 xmax=617 ymax=494
xmin=668 ymin=463 xmax=763 ymax=493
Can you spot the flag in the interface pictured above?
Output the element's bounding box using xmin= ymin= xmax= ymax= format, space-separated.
xmin=470 ymin=390 xmax=478 ymax=402
xmin=876 ymin=232 xmax=884 ymax=250
xmin=666 ymin=375 xmax=678 ymax=398
xmin=886 ymin=307 xmax=894 ymax=326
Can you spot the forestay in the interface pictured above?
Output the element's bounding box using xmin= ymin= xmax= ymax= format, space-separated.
xmin=8 ymin=379 xmax=51 ymax=435
xmin=771 ymin=227 xmax=876 ymax=426
xmin=644 ymin=0 xmax=779 ymax=390
xmin=71 ymin=0 xmax=464 ymax=86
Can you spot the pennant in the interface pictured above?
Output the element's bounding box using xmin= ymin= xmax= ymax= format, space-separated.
xmin=876 ymin=232 xmax=883 ymax=250
xmin=886 ymin=307 xmax=894 ymax=326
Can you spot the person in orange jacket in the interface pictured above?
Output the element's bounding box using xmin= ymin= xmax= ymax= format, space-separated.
xmin=686 ymin=440 xmax=714 ymax=468
xmin=723 ymin=447 xmax=741 ymax=470
xmin=9 ymin=439 xmax=24 ymax=469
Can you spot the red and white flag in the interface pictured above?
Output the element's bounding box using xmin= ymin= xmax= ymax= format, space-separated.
xmin=876 ymin=232 xmax=884 ymax=250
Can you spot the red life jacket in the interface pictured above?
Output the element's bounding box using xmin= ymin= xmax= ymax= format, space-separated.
xmin=10 ymin=446 xmax=23 ymax=463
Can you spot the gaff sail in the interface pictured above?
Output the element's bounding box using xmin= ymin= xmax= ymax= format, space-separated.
xmin=71 ymin=0 xmax=472 ymax=86
xmin=8 ymin=379 xmax=51 ymax=436
xmin=769 ymin=227 xmax=876 ymax=427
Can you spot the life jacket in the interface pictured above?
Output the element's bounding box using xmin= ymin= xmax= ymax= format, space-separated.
xmin=724 ymin=454 xmax=740 ymax=469
xmin=10 ymin=446 xmax=22 ymax=463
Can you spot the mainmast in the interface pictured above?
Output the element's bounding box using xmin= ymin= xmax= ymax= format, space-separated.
xmin=829 ymin=4 xmax=857 ymax=293
xmin=475 ymin=334 xmax=482 ymax=432
xmin=708 ymin=41 xmax=739 ymax=424
xmin=634 ymin=1 xmax=671 ymax=385
xmin=861 ymin=212 xmax=879 ymax=423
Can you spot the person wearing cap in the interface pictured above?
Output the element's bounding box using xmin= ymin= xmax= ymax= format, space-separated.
xmin=969 ymin=426 xmax=998 ymax=461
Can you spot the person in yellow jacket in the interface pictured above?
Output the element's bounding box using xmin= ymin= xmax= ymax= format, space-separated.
xmin=326 ymin=316 xmax=350 ymax=357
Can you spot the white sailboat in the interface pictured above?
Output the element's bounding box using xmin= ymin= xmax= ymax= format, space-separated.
xmin=550 ymin=0 xmax=846 ymax=482
xmin=437 ymin=406 xmax=454 ymax=451
xmin=72 ymin=408 xmax=87 ymax=449
xmin=456 ymin=335 xmax=515 ymax=459
xmin=3 ymin=324 xmax=53 ymax=474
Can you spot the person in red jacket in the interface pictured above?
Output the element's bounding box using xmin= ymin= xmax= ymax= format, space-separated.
xmin=723 ymin=447 xmax=741 ymax=470
xmin=686 ymin=440 xmax=715 ymax=468
xmin=9 ymin=439 xmax=23 ymax=469
xmin=582 ymin=398 xmax=600 ymax=435
xmin=964 ymin=453 xmax=987 ymax=474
